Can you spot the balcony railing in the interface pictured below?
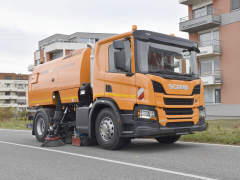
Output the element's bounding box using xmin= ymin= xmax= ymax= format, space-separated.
xmin=16 ymin=103 xmax=27 ymax=105
xmin=28 ymin=64 xmax=35 ymax=72
xmin=180 ymin=8 xmax=221 ymax=22
xmin=199 ymin=70 xmax=223 ymax=84
xmin=199 ymin=39 xmax=222 ymax=53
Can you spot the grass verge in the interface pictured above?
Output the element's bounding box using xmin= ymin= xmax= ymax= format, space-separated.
xmin=0 ymin=119 xmax=31 ymax=130
xmin=180 ymin=119 xmax=240 ymax=145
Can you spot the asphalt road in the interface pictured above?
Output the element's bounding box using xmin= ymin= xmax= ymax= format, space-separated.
xmin=0 ymin=129 xmax=239 ymax=180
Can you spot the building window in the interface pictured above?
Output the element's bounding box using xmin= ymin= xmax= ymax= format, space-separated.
xmin=193 ymin=4 xmax=213 ymax=19
xmin=200 ymin=61 xmax=212 ymax=75
xmin=4 ymin=100 xmax=10 ymax=104
xmin=5 ymin=92 xmax=10 ymax=96
xmin=36 ymin=59 xmax=40 ymax=65
xmin=232 ymin=0 xmax=240 ymax=11
xmin=200 ymin=59 xmax=220 ymax=76
xmin=16 ymin=92 xmax=26 ymax=97
xmin=16 ymin=99 xmax=26 ymax=105
xmin=199 ymin=30 xmax=219 ymax=47
xmin=204 ymin=88 xmax=221 ymax=104
xmin=108 ymin=40 xmax=131 ymax=73
xmin=5 ymin=76 xmax=12 ymax=80
xmin=5 ymin=84 xmax=10 ymax=88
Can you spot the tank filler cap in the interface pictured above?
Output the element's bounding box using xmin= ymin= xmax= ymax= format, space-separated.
xmin=132 ymin=25 xmax=137 ymax=31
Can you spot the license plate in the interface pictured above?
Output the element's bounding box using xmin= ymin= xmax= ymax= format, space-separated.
xmin=176 ymin=128 xmax=190 ymax=134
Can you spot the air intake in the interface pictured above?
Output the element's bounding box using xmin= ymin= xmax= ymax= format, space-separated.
xmin=152 ymin=81 xmax=166 ymax=94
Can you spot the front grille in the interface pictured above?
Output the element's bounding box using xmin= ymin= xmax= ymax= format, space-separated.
xmin=164 ymin=98 xmax=194 ymax=105
xmin=167 ymin=118 xmax=192 ymax=120
xmin=166 ymin=122 xmax=194 ymax=127
xmin=164 ymin=108 xmax=193 ymax=115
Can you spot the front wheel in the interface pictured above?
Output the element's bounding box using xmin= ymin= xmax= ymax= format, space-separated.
xmin=95 ymin=108 xmax=125 ymax=150
xmin=155 ymin=135 xmax=181 ymax=144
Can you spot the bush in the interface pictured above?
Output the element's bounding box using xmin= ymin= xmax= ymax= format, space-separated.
xmin=18 ymin=111 xmax=28 ymax=118
xmin=0 ymin=107 xmax=15 ymax=122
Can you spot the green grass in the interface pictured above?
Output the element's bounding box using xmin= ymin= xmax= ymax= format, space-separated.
xmin=0 ymin=119 xmax=31 ymax=130
xmin=180 ymin=119 xmax=240 ymax=145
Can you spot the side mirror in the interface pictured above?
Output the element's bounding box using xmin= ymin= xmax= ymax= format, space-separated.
xmin=113 ymin=40 xmax=124 ymax=50
xmin=114 ymin=51 xmax=127 ymax=72
xmin=189 ymin=46 xmax=200 ymax=53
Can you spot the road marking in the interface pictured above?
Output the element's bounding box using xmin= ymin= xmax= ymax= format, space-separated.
xmin=0 ymin=129 xmax=31 ymax=132
xmin=0 ymin=140 xmax=216 ymax=180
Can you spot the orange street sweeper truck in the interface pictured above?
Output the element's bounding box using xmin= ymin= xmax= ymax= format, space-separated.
xmin=28 ymin=26 xmax=206 ymax=150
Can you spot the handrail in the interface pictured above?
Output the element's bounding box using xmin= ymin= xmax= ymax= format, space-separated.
xmin=198 ymin=39 xmax=222 ymax=47
xmin=180 ymin=8 xmax=222 ymax=22
xmin=199 ymin=70 xmax=222 ymax=77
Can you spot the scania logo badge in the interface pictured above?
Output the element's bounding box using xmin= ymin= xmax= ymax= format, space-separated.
xmin=169 ymin=84 xmax=189 ymax=90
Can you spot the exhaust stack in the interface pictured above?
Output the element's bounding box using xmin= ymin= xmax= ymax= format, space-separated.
xmin=87 ymin=43 xmax=95 ymax=88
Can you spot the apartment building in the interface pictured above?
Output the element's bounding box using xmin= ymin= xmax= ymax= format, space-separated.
xmin=0 ymin=73 xmax=29 ymax=111
xmin=28 ymin=32 xmax=116 ymax=71
xmin=179 ymin=0 xmax=240 ymax=118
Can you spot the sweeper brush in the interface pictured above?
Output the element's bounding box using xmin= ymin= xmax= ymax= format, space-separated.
xmin=41 ymin=136 xmax=65 ymax=147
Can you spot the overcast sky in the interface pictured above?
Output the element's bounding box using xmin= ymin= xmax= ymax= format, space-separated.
xmin=0 ymin=0 xmax=188 ymax=74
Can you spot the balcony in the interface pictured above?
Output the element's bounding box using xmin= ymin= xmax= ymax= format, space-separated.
xmin=197 ymin=40 xmax=222 ymax=58
xmin=199 ymin=70 xmax=223 ymax=85
xmin=179 ymin=0 xmax=203 ymax=5
xmin=180 ymin=8 xmax=221 ymax=33
xmin=0 ymin=87 xmax=17 ymax=91
xmin=0 ymin=95 xmax=18 ymax=99
xmin=0 ymin=103 xmax=27 ymax=108
xmin=28 ymin=64 xmax=35 ymax=72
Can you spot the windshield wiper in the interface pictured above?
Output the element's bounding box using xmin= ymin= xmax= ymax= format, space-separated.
xmin=148 ymin=71 xmax=195 ymax=77
xmin=148 ymin=71 xmax=179 ymax=75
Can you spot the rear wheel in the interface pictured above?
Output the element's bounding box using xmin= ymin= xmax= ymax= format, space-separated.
xmin=34 ymin=109 xmax=52 ymax=142
xmin=155 ymin=135 xmax=181 ymax=144
xmin=95 ymin=108 xmax=125 ymax=150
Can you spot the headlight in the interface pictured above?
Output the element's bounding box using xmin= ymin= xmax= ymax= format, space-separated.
xmin=199 ymin=107 xmax=206 ymax=118
xmin=137 ymin=109 xmax=157 ymax=120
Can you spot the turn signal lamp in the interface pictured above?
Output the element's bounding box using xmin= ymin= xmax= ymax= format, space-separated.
xmin=132 ymin=25 xmax=137 ymax=31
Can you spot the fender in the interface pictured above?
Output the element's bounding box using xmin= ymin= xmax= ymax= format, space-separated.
xmin=88 ymin=99 xmax=123 ymax=138
xmin=31 ymin=109 xmax=40 ymax=135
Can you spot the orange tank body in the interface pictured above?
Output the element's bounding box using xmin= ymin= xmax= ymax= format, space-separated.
xmin=28 ymin=48 xmax=91 ymax=107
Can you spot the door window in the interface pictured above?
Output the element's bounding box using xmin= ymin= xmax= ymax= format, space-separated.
xmin=215 ymin=89 xmax=221 ymax=103
xmin=108 ymin=40 xmax=131 ymax=73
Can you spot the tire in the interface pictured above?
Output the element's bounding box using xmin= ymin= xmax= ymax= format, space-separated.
xmin=95 ymin=108 xmax=125 ymax=150
xmin=155 ymin=135 xmax=181 ymax=144
xmin=34 ymin=108 xmax=52 ymax=142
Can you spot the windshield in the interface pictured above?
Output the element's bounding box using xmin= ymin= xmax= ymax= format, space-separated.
xmin=135 ymin=39 xmax=198 ymax=76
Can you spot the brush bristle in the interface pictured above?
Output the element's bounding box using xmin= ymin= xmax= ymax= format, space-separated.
xmin=41 ymin=139 xmax=65 ymax=147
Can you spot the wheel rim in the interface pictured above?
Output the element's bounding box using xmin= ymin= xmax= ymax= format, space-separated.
xmin=99 ymin=117 xmax=114 ymax=141
xmin=36 ymin=118 xmax=45 ymax=136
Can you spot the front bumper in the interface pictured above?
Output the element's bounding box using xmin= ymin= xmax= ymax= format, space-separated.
xmin=121 ymin=116 xmax=206 ymax=138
